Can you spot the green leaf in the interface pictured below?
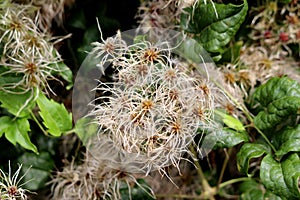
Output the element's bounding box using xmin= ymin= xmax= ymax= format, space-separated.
xmin=251 ymin=77 xmax=300 ymax=130
xmin=0 ymin=90 xmax=36 ymax=117
xmin=214 ymin=110 xmax=245 ymax=131
xmin=260 ymin=154 xmax=300 ymax=199
xmin=276 ymin=139 xmax=300 ymax=157
xmin=254 ymin=96 xmax=300 ymax=130
xmin=73 ymin=117 xmax=98 ymax=145
xmin=272 ymin=125 xmax=300 ymax=157
xmin=205 ymin=109 xmax=247 ymax=150
xmin=77 ymin=25 xmax=100 ymax=62
xmin=237 ymin=143 xmax=270 ymax=175
xmin=3 ymin=117 xmax=38 ymax=154
xmin=213 ymin=128 xmax=248 ymax=148
xmin=17 ymin=151 xmax=55 ymax=190
xmin=181 ymin=0 xmax=248 ymax=56
xmin=272 ymin=124 xmax=300 ymax=148
xmin=0 ymin=116 xmax=11 ymax=137
xmin=0 ymin=68 xmax=23 ymax=87
xmin=239 ymin=179 xmax=264 ymax=200
xmin=37 ymin=93 xmax=72 ymax=137
xmin=264 ymin=191 xmax=283 ymax=200
xmin=239 ymin=179 xmax=282 ymax=200
xmin=252 ymin=77 xmax=300 ymax=108
xmin=55 ymin=62 xmax=73 ymax=90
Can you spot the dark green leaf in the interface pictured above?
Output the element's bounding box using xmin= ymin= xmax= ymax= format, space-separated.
xmin=73 ymin=117 xmax=98 ymax=145
xmin=276 ymin=139 xmax=300 ymax=157
xmin=272 ymin=124 xmax=300 ymax=148
xmin=251 ymin=77 xmax=300 ymax=130
xmin=0 ymin=90 xmax=36 ymax=117
xmin=264 ymin=191 xmax=283 ymax=200
xmin=77 ymin=25 xmax=100 ymax=62
xmin=254 ymin=96 xmax=300 ymax=130
xmin=237 ymin=143 xmax=270 ymax=175
xmin=272 ymin=125 xmax=300 ymax=157
xmin=260 ymin=154 xmax=300 ymax=199
xmin=181 ymin=0 xmax=248 ymax=56
xmin=252 ymin=77 xmax=300 ymax=108
xmin=239 ymin=179 xmax=282 ymax=200
xmin=37 ymin=93 xmax=72 ymax=137
xmin=4 ymin=117 xmax=38 ymax=154
xmin=213 ymin=128 xmax=248 ymax=148
xmin=281 ymin=154 xmax=300 ymax=198
xmin=239 ymin=179 xmax=264 ymax=200
xmin=17 ymin=151 xmax=55 ymax=190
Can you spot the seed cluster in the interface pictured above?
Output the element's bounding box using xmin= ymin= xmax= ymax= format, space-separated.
xmin=0 ymin=162 xmax=29 ymax=200
xmin=0 ymin=2 xmax=64 ymax=93
xmin=90 ymin=30 xmax=223 ymax=177
xmin=0 ymin=0 xmax=70 ymax=116
xmin=217 ymin=1 xmax=300 ymax=120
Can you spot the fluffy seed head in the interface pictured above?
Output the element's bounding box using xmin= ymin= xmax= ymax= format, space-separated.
xmin=88 ymin=30 xmax=224 ymax=176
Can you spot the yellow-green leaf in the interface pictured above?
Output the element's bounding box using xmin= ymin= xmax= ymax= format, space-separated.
xmin=3 ymin=117 xmax=38 ymax=154
xmin=37 ymin=93 xmax=72 ymax=137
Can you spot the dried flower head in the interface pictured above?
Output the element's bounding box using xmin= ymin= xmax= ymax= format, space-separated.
xmin=0 ymin=161 xmax=31 ymax=200
xmin=88 ymin=30 xmax=225 ymax=177
xmin=50 ymin=137 xmax=155 ymax=200
xmin=14 ymin=0 xmax=72 ymax=30
xmin=136 ymin=0 xmax=218 ymax=37
xmin=90 ymin=18 xmax=127 ymax=75
xmin=249 ymin=1 xmax=300 ymax=56
xmin=0 ymin=0 xmax=70 ymax=116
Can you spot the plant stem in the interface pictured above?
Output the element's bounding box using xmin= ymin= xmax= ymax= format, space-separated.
xmin=219 ymin=177 xmax=251 ymax=189
xmin=155 ymin=193 xmax=212 ymax=199
xmin=64 ymin=129 xmax=75 ymax=135
xmin=217 ymin=148 xmax=232 ymax=189
xmin=190 ymin=145 xmax=216 ymax=200
xmin=155 ymin=177 xmax=252 ymax=199
xmin=214 ymin=81 xmax=277 ymax=153
xmin=253 ymin=125 xmax=277 ymax=152
xmin=30 ymin=111 xmax=48 ymax=136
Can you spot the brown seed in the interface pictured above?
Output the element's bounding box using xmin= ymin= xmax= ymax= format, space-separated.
xmin=10 ymin=20 xmax=22 ymax=30
xmin=25 ymin=63 xmax=37 ymax=74
xmin=143 ymin=49 xmax=158 ymax=62
xmin=238 ymin=71 xmax=250 ymax=83
xmin=225 ymin=103 xmax=235 ymax=115
xmin=199 ymin=84 xmax=210 ymax=96
xmin=171 ymin=121 xmax=181 ymax=134
xmin=224 ymin=72 xmax=236 ymax=84
xmin=165 ymin=69 xmax=176 ymax=81
xmin=24 ymin=35 xmax=41 ymax=48
xmin=195 ymin=107 xmax=205 ymax=120
xmin=169 ymin=89 xmax=178 ymax=101
xmin=8 ymin=186 xmax=18 ymax=196
xmin=142 ymin=100 xmax=153 ymax=110
xmin=104 ymin=42 xmax=114 ymax=53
